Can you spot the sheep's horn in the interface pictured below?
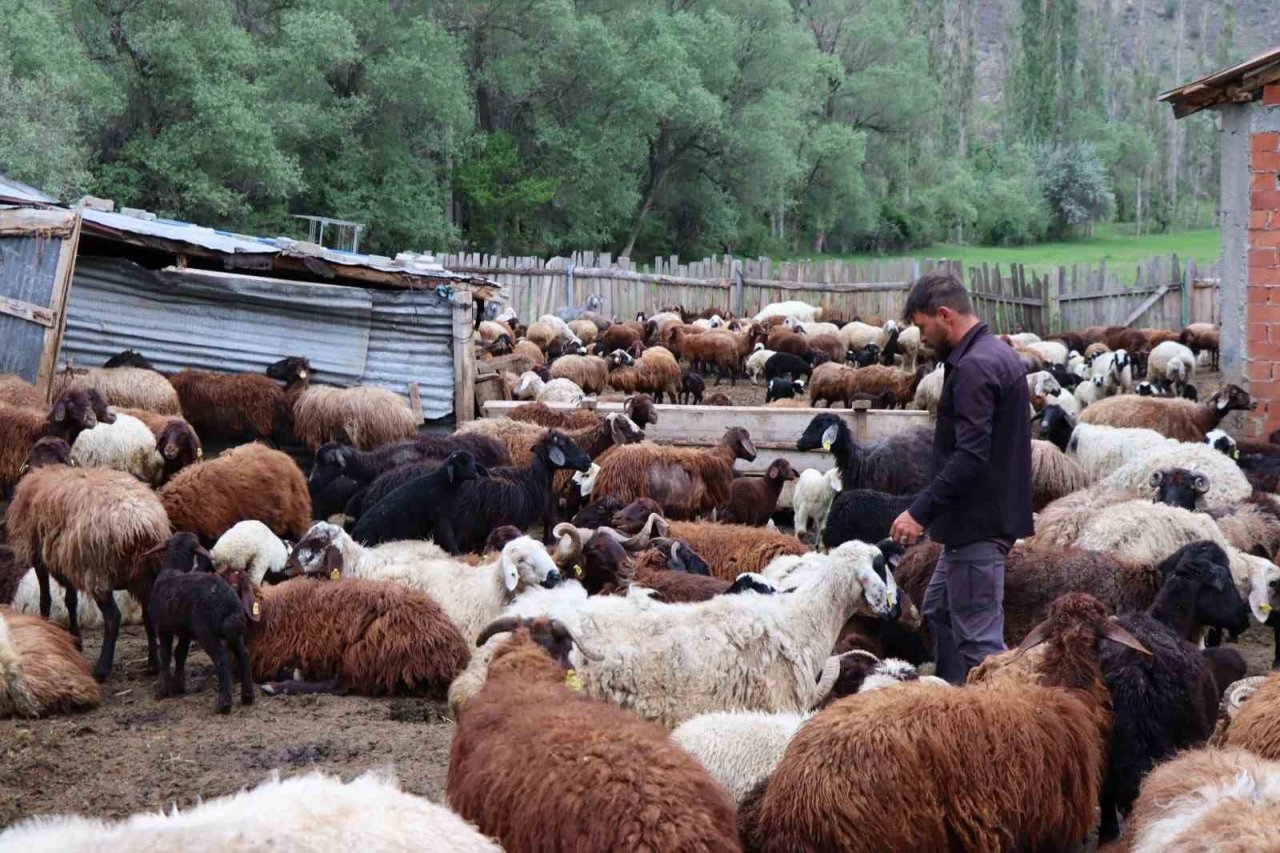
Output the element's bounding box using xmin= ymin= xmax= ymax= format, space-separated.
xmin=595 ymin=526 xmax=631 ymax=544
xmin=553 ymin=522 xmax=584 ymax=561
xmin=1223 ymin=675 xmax=1267 ymax=719
xmin=621 ymin=514 xmax=669 ymax=550
xmin=476 ymin=616 xmax=524 ymax=648
xmin=812 ymin=650 xmax=876 ymax=706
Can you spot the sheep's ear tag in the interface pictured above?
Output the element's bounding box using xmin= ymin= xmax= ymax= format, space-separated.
xmin=197 ymin=447 xmax=204 ymax=460
xmin=1234 ymin=449 xmax=1241 ymax=460
xmin=573 ymin=563 xmax=583 ymax=578
xmin=564 ymin=669 xmax=583 ymax=691
xmin=251 ymin=601 xmax=261 ymax=619
xmin=821 ymin=424 xmax=838 ymax=450
xmin=329 ymin=568 xmax=340 ymax=581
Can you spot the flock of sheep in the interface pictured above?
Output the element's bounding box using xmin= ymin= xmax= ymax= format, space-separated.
xmin=2 ymin=294 xmax=1280 ymax=850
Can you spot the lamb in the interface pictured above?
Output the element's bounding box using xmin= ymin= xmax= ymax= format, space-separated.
xmin=447 ymin=619 xmax=739 ymax=852
xmin=0 ymin=607 xmax=100 ymax=719
xmin=1147 ymin=340 xmax=1197 ymax=390
xmin=1180 ymin=322 xmax=1221 ymax=371
xmin=0 ymin=769 xmax=503 ymax=852
xmin=765 ymin=377 xmax=804 ymax=403
xmin=349 ymin=451 xmax=486 ymax=550
xmin=764 ymin=328 xmax=808 ymax=360
xmin=0 ymin=388 xmax=114 ymax=494
xmin=1079 ymin=384 xmax=1255 ymax=441
xmin=514 ymin=371 xmax=586 ymax=404
xmin=549 ymin=354 xmax=609 ymax=394
xmin=591 ymin=426 xmax=757 ymax=519
xmin=1091 ymin=348 xmax=1136 ymax=395
xmin=147 ymin=533 xmax=255 ymax=714
xmin=796 ymin=412 xmax=933 ymax=493
xmin=117 ymin=408 xmax=202 ymax=484
xmin=679 ymin=371 xmax=705 ymax=404
xmin=793 ymin=467 xmax=842 ymax=545
xmin=6 ymin=438 xmax=170 ymax=681
xmin=605 ymin=347 xmax=683 ymax=401
xmin=746 ymin=345 xmax=776 ymax=384
xmin=755 ymin=301 xmax=820 ymax=323
xmin=743 ymin=593 xmax=1148 ymax=852
xmin=68 ymin=411 xmax=165 ymax=484
xmin=1075 ymin=374 xmax=1104 ymax=409
xmin=57 ymin=363 xmax=182 ymax=415
xmin=210 ymin=521 xmax=289 ymax=585
xmin=717 ymin=459 xmax=798 ymax=526
xmin=763 ymin=352 xmax=812 ymax=385
xmin=161 ymin=442 xmax=312 ymax=547
xmin=471 ymin=540 xmax=898 ymax=727
xmin=168 ymin=360 xmax=298 ymax=443
xmin=289 ymin=522 xmax=563 ymax=644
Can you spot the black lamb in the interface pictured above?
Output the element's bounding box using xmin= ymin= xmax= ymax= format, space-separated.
xmin=442 ymin=431 xmax=593 ymax=553
xmin=349 ymin=451 xmax=486 ymax=551
xmin=766 ymin=377 xmax=804 ymax=404
xmin=1096 ymin=540 xmax=1251 ymax=842
xmin=879 ymin=326 xmax=901 ymax=367
xmin=852 ymin=344 xmax=880 ymax=367
xmin=147 ymin=532 xmax=255 ymax=714
xmin=308 ymin=432 xmax=509 ymax=501
xmin=796 ymin=413 xmax=933 ymax=494
xmin=679 ymin=371 xmax=705 ymax=405
xmin=763 ymin=352 xmax=812 ymax=384
xmin=821 ymin=489 xmax=917 ymax=549
xmin=102 ymin=349 xmax=159 ymax=371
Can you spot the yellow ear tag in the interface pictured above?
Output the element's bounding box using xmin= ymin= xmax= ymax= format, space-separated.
xmin=822 ymin=439 xmax=833 ymax=450
xmin=573 ymin=563 xmax=583 ymax=578
xmin=196 ymin=447 xmax=204 ymax=459
xmin=330 ymin=568 xmax=340 ymax=581
xmin=252 ymin=602 xmax=261 ymax=618
xmin=564 ymin=669 xmax=582 ymax=691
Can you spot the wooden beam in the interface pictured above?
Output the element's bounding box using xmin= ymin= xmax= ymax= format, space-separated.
xmin=37 ymin=207 xmax=84 ymax=402
xmin=1123 ymin=283 xmax=1170 ymax=328
xmin=452 ymin=290 xmax=476 ymax=423
xmin=0 ymin=296 xmax=55 ymax=327
xmin=407 ymin=381 xmax=425 ymax=426
xmin=0 ymin=207 xmax=76 ymax=236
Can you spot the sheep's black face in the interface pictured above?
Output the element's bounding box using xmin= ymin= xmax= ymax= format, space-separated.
xmin=797 ymin=414 xmax=842 ymax=452
xmin=25 ymin=437 xmax=73 ymax=470
xmin=1150 ymin=468 xmax=1208 ymax=511
xmin=266 ymin=356 xmax=311 ymax=385
xmin=1038 ymin=405 xmax=1074 ymax=452
xmin=309 ymin=443 xmax=350 ymax=490
xmin=1181 ymin=558 xmax=1251 ymax=636
xmin=1217 ymin=384 xmax=1255 ymax=413
xmin=445 ymin=451 xmax=481 ymax=486
xmin=544 ymin=434 xmax=592 ymax=472
xmin=160 ymin=532 xmax=213 ymax=574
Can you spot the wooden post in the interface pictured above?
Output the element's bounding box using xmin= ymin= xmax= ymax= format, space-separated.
xmin=38 ymin=205 xmax=84 ymax=403
xmin=1182 ymin=258 xmax=1194 ymax=327
xmin=452 ymin=289 xmax=476 ymax=423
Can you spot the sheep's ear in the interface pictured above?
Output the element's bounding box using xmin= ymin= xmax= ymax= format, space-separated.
xmin=501 ymin=552 xmax=520 ymax=591
xmin=1008 ymin=618 xmax=1054 ymax=661
xmin=1095 ymin=618 xmax=1152 ymax=657
xmin=821 ymin=423 xmax=838 ymax=449
xmin=549 ymin=445 xmax=566 ymax=466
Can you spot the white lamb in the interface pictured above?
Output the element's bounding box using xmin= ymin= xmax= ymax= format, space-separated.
xmin=1023 ymin=340 xmax=1069 ymax=366
xmin=693 ymin=314 xmax=726 ymax=330
xmin=70 ymin=413 xmax=164 ymax=485
xmin=1098 ymin=442 xmax=1253 ymax=509
xmin=786 ymin=318 xmax=840 ymax=337
xmin=1066 ymin=422 xmax=1178 ymax=482
xmin=286 ymin=522 xmax=562 ymax=643
xmin=1026 ymin=371 xmax=1061 ymax=399
xmin=1043 ymin=387 xmax=1079 ymax=418
xmin=755 ymin=301 xmax=820 ymax=324
xmin=1091 ymin=349 xmax=1134 ymax=396
xmin=912 ymin=363 xmax=946 ymax=414
xmin=746 ymin=345 xmax=777 ymax=384
xmin=468 ymin=540 xmax=899 ymax=728
xmin=1074 ymin=375 xmax=1104 ymax=409
xmin=0 ymin=769 xmax=501 ymax=852
xmin=793 ymin=467 xmax=842 ymax=544
xmin=514 ymin=372 xmax=586 ymax=404
xmin=1066 ymin=351 xmax=1087 ymax=378
xmin=211 ymin=521 xmax=289 ymax=584
xmin=1147 ymin=340 xmax=1197 ymax=389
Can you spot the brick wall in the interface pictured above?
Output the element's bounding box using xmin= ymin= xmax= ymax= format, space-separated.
xmin=1248 ymin=94 xmax=1280 ymax=436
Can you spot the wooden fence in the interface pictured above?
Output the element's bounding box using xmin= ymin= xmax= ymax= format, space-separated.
xmin=440 ymin=250 xmax=1221 ymax=335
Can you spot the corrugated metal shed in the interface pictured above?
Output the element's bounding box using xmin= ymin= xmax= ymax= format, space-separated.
xmin=82 ymin=210 xmax=278 ymax=258
xmin=363 ymin=290 xmax=456 ymax=420
xmin=0 ymin=174 xmax=59 ymax=207
xmin=0 ymin=230 xmax=64 ymax=383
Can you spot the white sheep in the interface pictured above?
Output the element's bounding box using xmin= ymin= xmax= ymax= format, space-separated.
xmin=0 ymin=769 xmax=501 ymax=852
xmin=1066 ymin=422 xmax=1178 ymax=482
xmin=514 ymin=372 xmax=586 ymax=404
xmin=1009 ymin=332 xmax=1041 ymax=346
xmin=839 ymin=321 xmax=884 ymax=353
xmin=1072 ymin=499 xmax=1228 ymax=565
xmin=287 ymin=522 xmax=562 ymax=643
xmin=1023 ymin=340 xmax=1069 ymax=366
xmin=1147 ymin=340 xmax=1197 ymax=389
xmin=211 ymin=521 xmax=289 ymax=584
xmin=1097 ymin=442 xmax=1253 ymax=509
xmin=469 ymin=540 xmax=899 ymax=728
xmin=755 ymin=301 xmax=820 ymax=324
xmin=745 ymin=345 xmax=777 ymax=384
xmin=1066 ymin=351 xmax=1087 ymax=378
xmin=693 ymin=314 xmax=725 ymax=330
xmin=535 ymin=314 xmax=583 ymax=345
xmin=793 ymin=467 xmax=842 ymax=544
xmin=912 ymin=363 xmax=946 ymax=414
xmin=1026 ymin=371 xmax=1061 ymax=399
xmin=69 ymin=413 xmax=164 ymax=485
xmin=1043 ymin=387 xmax=1079 ymax=417
xmin=893 ymin=325 xmax=922 ymax=371
xmin=10 ymin=571 xmax=143 ymax=628
xmin=1074 ymin=375 xmax=1103 ymax=410
xmin=787 ymin=319 xmax=840 ymax=337
xmin=1091 ymin=349 xmax=1134 ymax=396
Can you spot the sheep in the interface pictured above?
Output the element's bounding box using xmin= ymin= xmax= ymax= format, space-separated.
xmin=1075 ymin=374 xmax=1104 ymax=408
xmin=1091 ymin=348 xmax=1136 ymax=395
xmin=1150 ymin=468 xmax=1211 ymax=511
xmin=526 ymin=319 xmax=580 ymax=351
xmin=549 ymin=354 xmax=609 ymax=394
xmin=1180 ymin=322 xmax=1221 ymax=371
xmin=911 ymin=362 xmax=945 ymax=414
xmin=57 ymin=364 xmax=182 ymax=415
xmin=6 ymin=439 xmax=170 ymax=682
xmin=679 ymin=371 xmax=705 ymax=404
xmin=1042 ymin=386 xmax=1079 ymax=418
xmin=286 ymin=381 xmax=419 ymax=453
xmin=743 ymin=593 xmax=1148 ymax=852
xmin=718 ymin=459 xmax=798 ymax=526
xmin=808 ymin=363 xmax=925 ymax=409
xmin=0 ymin=607 xmax=100 ymax=719
xmin=0 ymin=768 xmax=503 ymax=852
xmin=168 ymin=361 xmax=299 ymax=443
xmin=1080 ymin=384 xmax=1255 ymax=441
xmin=211 ymin=521 xmax=289 ymax=585
xmin=796 ymin=412 xmax=933 ymax=493
xmin=764 ymin=328 xmax=808 ymax=360
xmin=763 ymin=352 xmax=812 ymax=386
xmin=1038 ymin=404 xmax=1177 ymax=482
xmin=1098 ymin=441 xmax=1254 ymax=508
xmin=1030 ymin=439 xmax=1091 ymax=510
xmin=1147 ymin=340 xmax=1197 ymax=390
xmin=513 ymin=371 xmax=586 ymax=405
xmin=755 ymin=301 xmax=820 ymax=323
xmin=591 ymin=426 xmax=757 ymax=519
xmin=595 ymin=320 xmax=645 ymax=354
xmin=0 ymin=388 xmax=114 ymax=494
xmin=765 ymin=377 xmax=804 ymax=403
xmin=1072 ymin=500 xmax=1230 ymax=565
xmin=442 ymin=431 xmax=593 ymax=552
xmin=116 ymin=407 xmax=202 ymax=484
xmin=349 ymin=451 xmax=486 ymax=550
xmin=147 ymin=532 xmax=255 ymax=714
xmin=803 ymin=333 xmax=845 ymax=365
xmin=605 ymin=346 xmax=683 ymax=401
xmin=793 ymin=467 xmax=842 ymax=545
xmin=1210 ymin=495 xmax=1280 ymax=560
xmin=447 ymin=619 xmax=739 ymax=851
xmin=838 ymin=320 xmax=883 ymax=353
xmin=461 ymin=411 xmax=643 ymax=470
xmin=821 ymin=489 xmax=915 ymax=548
xmin=1023 ymin=339 xmax=1069 ymax=365
xmin=0 ymin=374 xmax=42 ymax=408
xmin=289 ymin=521 xmax=564 ymax=644
xmin=704 ymin=392 xmax=732 ymax=406
xmin=161 ymin=442 xmax=311 ymax=547
xmin=678 ymin=332 xmax=744 ymax=385
xmin=68 ymin=412 xmax=165 ymax=485
xmin=745 ymin=345 xmax=776 ymax=384
xmin=471 ymin=540 xmax=899 ymax=727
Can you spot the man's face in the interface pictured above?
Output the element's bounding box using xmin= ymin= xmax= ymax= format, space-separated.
xmin=912 ymin=309 xmax=951 ymax=353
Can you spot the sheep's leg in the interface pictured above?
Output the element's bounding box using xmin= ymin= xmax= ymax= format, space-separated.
xmin=1098 ymin=781 xmax=1121 ymax=844
xmin=154 ymin=633 xmax=174 ymax=699
xmin=261 ymin=676 xmax=347 ymax=696
xmin=54 ymin=572 xmax=80 ymax=641
xmin=435 ymin=519 xmax=461 ymax=556
xmin=1272 ymin=620 xmax=1280 ymax=670
xmin=141 ymin=597 xmax=159 ymax=674
xmin=33 ymin=549 xmax=52 ymax=620
xmin=91 ymin=593 xmax=122 ymax=683
xmin=542 ymin=500 xmax=557 ymax=546
xmin=172 ymin=636 xmax=190 ymax=694
xmin=232 ymin=636 xmax=255 ymax=705
xmin=203 ymin=635 xmax=234 ymax=713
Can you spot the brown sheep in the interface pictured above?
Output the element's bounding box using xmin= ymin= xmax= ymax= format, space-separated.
xmin=6 ymin=441 xmax=170 ymax=682
xmin=1224 ymin=672 xmax=1280 ymax=760
xmin=161 ymin=442 xmax=311 ymax=547
xmin=704 ymin=393 xmax=733 ymax=406
xmin=0 ymin=389 xmax=114 ymax=494
xmin=605 ymin=347 xmax=682 ymax=402
xmin=676 ymin=332 xmax=743 ymax=384
xmin=805 ymin=333 xmax=845 ymax=364
xmin=1104 ymin=325 xmax=1150 ymax=357
xmin=0 ymin=374 xmax=41 ymax=408
xmin=168 ymin=368 xmax=293 ymax=443
xmin=666 ymin=520 xmax=808 ymax=580
xmin=1079 ymin=384 xmax=1255 ymax=441
xmin=0 ymin=607 xmax=101 ymax=718
xmin=718 ymin=459 xmax=798 ymax=526
xmin=117 ymin=408 xmax=202 ymax=484
xmin=808 ymin=363 xmax=925 ymax=408
xmin=568 ymin=319 xmax=598 ymax=345
xmin=1139 ymin=328 xmax=1179 ymax=348
xmin=597 ymin=321 xmax=646 ymax=354
xmin=224 ymin=571 xmax=469 ymax=697
xmin=592 ymin=427 xmax=757 ymax=519
xmin=271 ymin=357 xmax=419 ymax=453
xmin=507 ymin=394 xmax=658 ymax=430
xmin=744 ymin=593 xmax=1147 ymax=852
xmin=661 ymin=323 xmax=708 ymax=359
xmin=1031 ymin=439 xmax=1091 ymax=511
xmin=446 ymin=620 xmax=740 ymax=852
xmin=512 ymin=338 xmax=546 ymax=366
xmin=549 ymin=354 xmax=609 ymax=394
xmin=1180 ymin=322 xmax=1220 ymax=371
xmin=623 ymin=542 xmax=735 ymax=602
xmin=766 ymin=328 xmax=808 ymax=358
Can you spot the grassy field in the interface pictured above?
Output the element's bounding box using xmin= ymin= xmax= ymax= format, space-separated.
xmin=793 ymin=225 xmax=1220 ymax=274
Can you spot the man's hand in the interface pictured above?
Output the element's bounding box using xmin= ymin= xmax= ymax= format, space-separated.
xmin=889 ymin=511 xmax=924 ymax=547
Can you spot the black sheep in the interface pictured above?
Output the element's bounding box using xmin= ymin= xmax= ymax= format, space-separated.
xmin=572 ymin=496 xmax=628 ymax=529
xmin=852 ymin=344 xmax=880 ymax=368
xmin=763 ymin=352 xmax=812 ymax=384
xmin=443 ymin=431 xmax=592 ymax=553
xmin=679 ymin=371 xmax=705 ymax=405
xmin=796 ymin=413 xmax=933 ymax=494
xmin=1046 ymin=365 xmax=1082 ymax=390
xmin=102 ymin=349 xmax=158 ymax=371
xmin=1151 ymin=468 xmax=1209 ymax=511
xmin=309 ymin=433 xmax=509 ymax=501
xmin=821 ymin=489 xmax=917 ymax=549
xmin=1096 ymin=541 xmax=1251 ymax=842
xmin=766 ymin=377 xmax=804 ymax=404
xmin=1037 ymin=404 xmax=1075 ymax=451
xmin=348 ymin=451 xmax=486 ymax=551
xmin=879 ymin=327 xmax=901 ymax=367
xmin=147 ymin=532 xmax=255 ymax=714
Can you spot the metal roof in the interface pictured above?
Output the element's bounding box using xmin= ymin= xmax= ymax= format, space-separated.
xmin=0 ymin=174 xmax=60 ymax=206
xmin=83 ymin=209 xmax=279 ymax=256
xmin=1159 ymin=46 xmax=1280 ymax=118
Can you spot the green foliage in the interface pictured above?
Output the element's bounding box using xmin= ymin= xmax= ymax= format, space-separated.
xmin=1037 ymin=142 xmax=1116 ymax=239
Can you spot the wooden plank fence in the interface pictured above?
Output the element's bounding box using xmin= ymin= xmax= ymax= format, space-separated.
xmin=441 ymin=251 xmax=1222 ymax=335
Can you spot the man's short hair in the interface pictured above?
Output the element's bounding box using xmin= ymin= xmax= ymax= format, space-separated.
xmin=903 ymin=272 xmax=973 ymax=321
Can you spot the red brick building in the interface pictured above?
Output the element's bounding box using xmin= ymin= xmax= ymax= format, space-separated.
xmin=1161 ymin=49 xmax=1280 ymax=437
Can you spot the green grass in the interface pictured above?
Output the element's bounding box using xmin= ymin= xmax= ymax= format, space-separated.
xmin=791 ymin=224 xmax=1220 ymax=274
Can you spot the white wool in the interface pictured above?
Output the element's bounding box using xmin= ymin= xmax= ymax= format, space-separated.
xmin=794 ymin=321 xmax=840 ymax=337
xmin=1043 ymin=388 xmax=1078 ymax=417
xmin=858 ymin=658 xmax=921 ymax=691
xmin=1023 ymin=340 xmax=1068 ymax=365
xmin=210 ymin=521 xmax=288 ymax=584
xmin=894 ymin=325 xmax=922 ymax=371
xmin=10 ymin=570 xmax=143 ymax=627
xmin=745 ymin=348 xmax=777 ymax=384
xmin=838 ymin=321 xmax=884 ymax=353
xmin=1074 ymin=500 xmax=1228 ymax=566
xmin=1026 ymin=371 xmax=1061 ymax=398
xmin=793 ymin=467 xmax=842 ymax=542
xmin=1098 ymin=442 xmax=1253 ymax=508
xmin=514 ymin=372 xmax=585 ymax=404
xmin=1230 ymin=551 xmax=1280 ymax=625
xmin=1066 ymin=422 xmax=1179 ymax=482
xmin=0 ymin=769 xmax=501 ymax=852
xmin=70 ymin=413 xmax=164 ymax=485
xmin=572 ymin=462 xmax=601 ymax=497
xmin=1147 ymin=341 xmax=1197 ymax=386
xmin=1074 ymin=376 xmax=1103 ymax=409
xmin=754 ymin=301 xmax=819 ymax=323
xmin=1009 ymin=332 xmax=1041 ymax=346
xmin=1091 ymin=349 xmax=1134 ymax=395
xmin=535 ymin=314 xmax=581 ymax=344
xmin=1066 ymin=352 xmax=1087 ymax=377
xmin=672 ymin=711 xmax=811 ymax=802
xmin=912 ymin=363 xmax=946 ymax=414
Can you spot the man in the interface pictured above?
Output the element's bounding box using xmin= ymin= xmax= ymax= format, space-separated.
xmin=888 ymin=272 xmax=1033 ymax=684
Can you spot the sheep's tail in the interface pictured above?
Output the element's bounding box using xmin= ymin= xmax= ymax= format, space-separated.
xmin=0 ymin=612 xmax=39 ymax=718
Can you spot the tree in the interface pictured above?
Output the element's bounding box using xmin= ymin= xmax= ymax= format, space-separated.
xmin=1037 ymin=141 xmax=1116 ymax=239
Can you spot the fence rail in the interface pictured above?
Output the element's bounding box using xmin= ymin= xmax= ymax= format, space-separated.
xmin=440 ymin=250 xmax=1222 ymax=335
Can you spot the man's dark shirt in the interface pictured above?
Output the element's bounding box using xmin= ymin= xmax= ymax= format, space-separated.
xmin=907 ymin=321 xmax=1034 ymax=546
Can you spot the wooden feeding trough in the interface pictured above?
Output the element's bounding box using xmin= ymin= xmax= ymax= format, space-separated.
xmin=480 ymin=400 xmax=933 ymax=508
